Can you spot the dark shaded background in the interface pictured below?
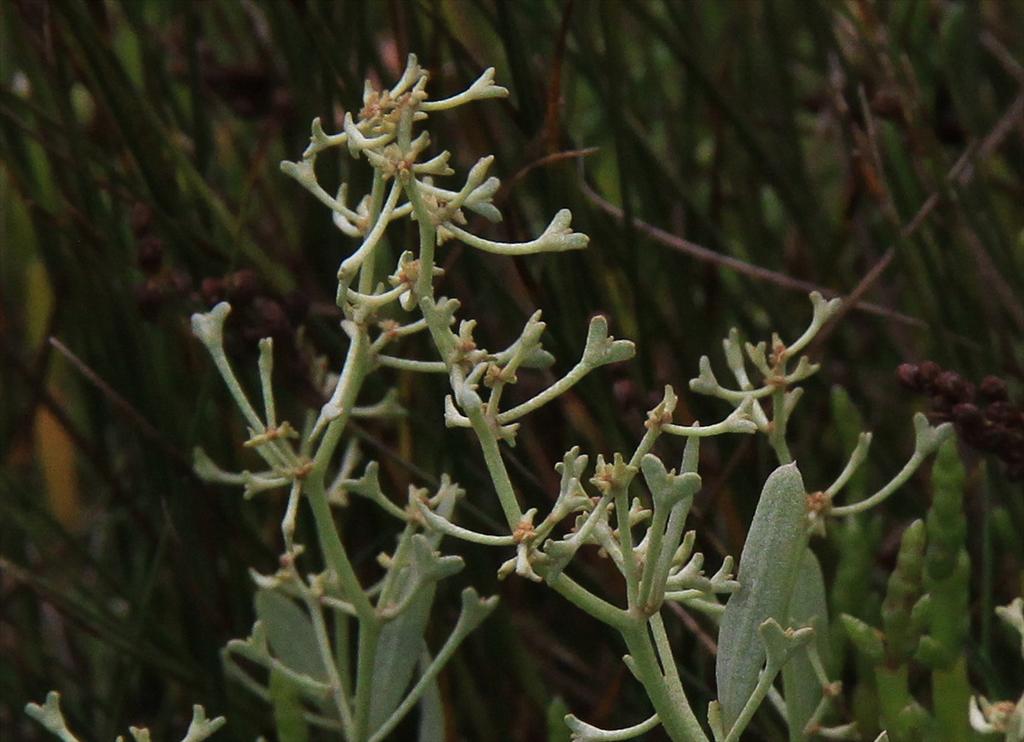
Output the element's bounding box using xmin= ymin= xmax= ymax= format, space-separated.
xmin=2 ymin=1 xmax=1022 ymax=739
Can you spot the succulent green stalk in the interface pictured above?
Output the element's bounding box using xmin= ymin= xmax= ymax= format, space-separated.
xmin=882 ymin=520 xmax=928 ymax=665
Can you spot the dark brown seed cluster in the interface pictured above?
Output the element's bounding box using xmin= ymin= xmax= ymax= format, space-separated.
xmin=130 ymin=203 xmax=309 ymax=342
xmin=199 ymin=270 xmax=309 ymax=346
xmin=131 ymin=203 xmax=193 ymax=320
xmin=897 ymin=362 xmax=1023 ymax=480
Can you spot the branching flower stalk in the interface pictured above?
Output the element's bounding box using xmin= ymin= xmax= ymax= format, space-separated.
xmin=268 ymin=55 xmax=957 ymax=742
xmin=188 ymin=58 xmax=516 ymax=741
xmin=25 ymin=55 xmax=968 ymax=742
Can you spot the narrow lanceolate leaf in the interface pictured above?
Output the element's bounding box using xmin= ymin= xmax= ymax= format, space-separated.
xmin=269 ymin=666 xmax=311 ymax=742
xmin=372 ymin=497 xmax=462 ymax=731
xmin=255 ymin=590 xmax=328 ymax=681
xmin=370 ymin=582 xmax=436 ymax=731
xmin=716 ymin=463 xmax=808 ymax=733
xmin=783 ymin=549 xmax=830 ymax=742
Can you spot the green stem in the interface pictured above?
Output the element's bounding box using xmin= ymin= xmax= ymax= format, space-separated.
xmin=646 ymin=504 xmax=690 ymax=611
xmin=404 ymin=175 xmax=437 ymax=301
xmin=312 ymin=327 xmax=369 ymax=468
xmin=545 ymin=572 xmax=632 ymax=632
xmin=495 ymin=358 xmax=598 ymax=423
xmin=303 ymin=589 xmax=354 ymax=736
xmin=722 ymin=664 xmax=780 ymax=742
xmin=466 ymin=405 xmax=524 ymax=527
xmin=367 ymin=610 xmax=481 ymax=742
xmin=770 ymin=387 xmax=792 ymax=465
xmin=649 ymin=612 xmax=687 ymax=706
xmin=334 ymin=611 xmax=352 ymax=703
xmin=622 ymin=624 xmax=709 ymax=742
xmin=304 ymin=329 xmax=375 ymax=623
xmin=830 ymin=451 xmax=928 ymax=517
xmin=931 ymin=656 xmax=971 ymax=742
xmin=875 ymin=664 xmax=921 ymax=742
xmin=358 ymin=170 xmax=387 ymax=295
xmin=304 ymin=479 xmax=374 ymax=623
xmin=351 ymin=620 xmax=382 ymax=740
xmin=204 ymin=339 xmax=269 ymax=436
xmin=337 ymin=180 xmax=402 ymax=285
xmin=614 ymin=484 xmax=641 ymax=607
xmin=637 ymin=506 xmax=670 ymax=610
xmin=378 ymin=523 xmax=416 ymax=608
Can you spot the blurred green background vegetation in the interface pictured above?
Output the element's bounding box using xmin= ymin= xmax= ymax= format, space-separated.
xmin=1 ymin=1 xmax=1022 ymax=739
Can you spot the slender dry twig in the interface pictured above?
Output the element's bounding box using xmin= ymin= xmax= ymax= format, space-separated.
xmin=818 ymin=90 xmax=1024 ymax=342
xmin=48 ymin=337 xmax=194 ymax=472
xmin=579 ymin=172 xmax=925 ymax=328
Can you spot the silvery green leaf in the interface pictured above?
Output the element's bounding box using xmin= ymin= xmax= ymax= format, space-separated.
xmin=465 ymin=176 xmax=502 ymax=222
xmin=996 ymin=598 xmax=1024 ymax=659
xmin=371 ymin=536 xmax=465 ymax=730
xmin=190 ymin=302 xmax=231 ymax=349
xmin=463 ymin=155 xmax=494 ymax=190
xmin=414 ymin=150 xmax=454 ymax=177
xmin=429 ymin=474 xmax=463 ymax=520
xmin=520 ymin=346 xmax=556 ymax=369
xmin=370 ymin=560 xmax=436 ymax=730
xmin=782 ymin=549 xmax=830 ymax=742
xmin=581 ymin=316 xmax=635 ymax=367
xmin=181 ymin=706 xmax=226 ymax=742
xmin=648 ymin=385 xmax=679 ymax=424
xmin=520 ymin=310 xmax=547 ymax=346
xmin=783 ymin=387 xmax=804 ymax=417
xmin=786 ymin=357 xmax=820 ymax=383
xmin=454 ymin=586 xmax=500 ymax=634
xmin=353 ymin=388 xmax=406 ymax=418
xmin=254 ymin=590 xmax=327 ymax=682
xmin=543 ymin=538 xmax=578 ymax=578
xmin=759 ymin=618 xmax=814 ymax=671
xmin=466 ymin=67 xmax=508 ymax=99
xmin=563 ymin=712 xmax=659 ymax=741
xmin=912 ymin=413 xmax=954 ymax=458
xmin=466 ymin=200 xmax=502 ymax=223
xmin=716 ymin=463 xmax=808 ymax=733
xmin=279 ymin=158 xmax=316 ymax=187
xmin=192 ymin=447 xmax=245 ymax=486
xmin=689 ymin=356 xmax=720 ymax=395
xmin=809 ymin=290 xmax=842 ymax=320
xmin=420 ymin=297 xmax=461 ymax=347
xmin=25 ymin=692 xmax=80 ymax=742
xmin=303 ymin=115 xmax=346 ymax=158
xmin=556 ymin=447 xmax=589 ymax=495
xmin=344 ymin=461 xmax=384 ymax=499
xmin=808 ymin=291 xmax=842 ymax=332
xmin=640 ymin=454 xmax=701 ymax=510
xmin=443 ymin=395 xmax=471 ymax=428
xmin=744 ymin=341 xmax=771 ymax=377
xmin=723 ymin=328 xmax=757 ymax=392
xmin=538 ymin=209 xmax=589 ymax=251
xmin=241 ymin=471 xmax=289 ymax=499
xmin=409 ymin=533 xmax=465 ymax=583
